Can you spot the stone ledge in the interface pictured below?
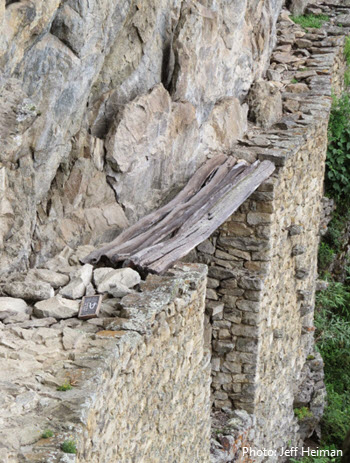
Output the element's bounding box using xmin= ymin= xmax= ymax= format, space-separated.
xmin=0 ymin=264 xmax=209 ymax=463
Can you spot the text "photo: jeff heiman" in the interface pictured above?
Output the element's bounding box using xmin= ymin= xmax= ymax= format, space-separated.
xmin=242 ymin=447 xmax=343 ymax=458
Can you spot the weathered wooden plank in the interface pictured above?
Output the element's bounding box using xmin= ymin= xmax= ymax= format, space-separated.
xmin=125 ymin=160 xmax=275 ymax=274
xmin=82 ymin=154 xmax=228 ymax=265
xmin=101 ymin=158 xmax=249 ymax=263
xmin=99 ymin=157 xmax=240 ymax=261
xmin=125 ymin=161 xmax=258 ymax=267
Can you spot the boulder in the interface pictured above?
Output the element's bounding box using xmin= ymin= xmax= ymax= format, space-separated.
xmin=3 ymin=313 xmax=30 ymax=324
xmin=33 ymin=296 xmax=80 ymax=319
xmin=29 ymin=269 xmax=69 ymax=289
xmin=287 ymin=0 xmax=309 ymax=16
xmin=2 ymin=279 xmax=54 ymax=301
xmin=60 ymin=264 xmax=93 ymax=299
xmin=0 ymin=297 xmax=28 ymax=313
xmin=93 ymin=267 xmax=141 ymax=297
xmin=248 ymin=81 xmax=283 ymax=128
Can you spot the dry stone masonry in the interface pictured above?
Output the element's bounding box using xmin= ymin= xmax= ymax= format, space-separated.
xmin=196 ymin=2 xmax=349 ymax=461
xmin=0 ymin=262 xmax=210 ymax=463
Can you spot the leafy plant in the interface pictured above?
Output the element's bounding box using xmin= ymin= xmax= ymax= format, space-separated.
xmin=325 ymin=94 xmax=350 ymax=203
xmin=291 ymin=77 xmax=299 ymax=84
xmin=41 ymin=430 xmax=54 ymax=439
xmin=316 ymin=281 xmax=350 ymax=317
xmin=57 ymin=382 xmax=73 ymax=391
xmin=322 ymin=385 xmax=350 ymax=448
xmin=318 ymin=243 xmax=335 ymax=272
xmin=294 ymin=407 xmax=313 ymax=420
xmin=291 ymin=14 xmax=329 ymax=30
xmin=314 ymin=278 xmax=350 ymax=449
xmin=61 ymin=440 xmax=77 ymax=454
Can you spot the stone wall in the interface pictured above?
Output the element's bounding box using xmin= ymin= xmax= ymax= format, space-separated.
xmin=199 ymin=3 xmax=349 ymax=461
xmin=0 ymin=264 xmax=210 ymax=463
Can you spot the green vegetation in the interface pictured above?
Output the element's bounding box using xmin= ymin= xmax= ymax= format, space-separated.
xmin=301 ymin=39 xmax=350 ymax=463
xmin=344 ymin=36 xmax=350 ymax=66
xmin=61 ymin=440 xmax=77 ymax=454
xmin=294 ymin=407 xmax=313 ymax=421
xmin=307 ymin=354 xmax=315 ymax=361
xmin=290 ymin=445 xmax=341 ymax=462
xmin=315 ymin=282 xmax=350 ymax=449
xmin=41 ymin=430 xmax=54 ymax=439
xmin=345 ymin=69 xmax=350 ymax=87
xmin=316 ymin=280 xmax=350 ymax=316
xmin=318 ymin=243 xmax=335 ymax=273
xmin=325 ymin=94 xmax=350 ymax=203
xmin=291 ymin=77 xmax=299 ymax=84
xmin=291 ymin=280 xmax=350 ymax=461
xmin=291 ymin=14 xmax=329 ymax=30
xmin=57 ymin=381 xmax=73 ymax=391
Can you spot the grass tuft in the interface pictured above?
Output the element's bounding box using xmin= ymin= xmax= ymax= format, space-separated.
xmin=61 ymin=440 xmax=77 ymax=454
xmin=291 ymin=14 xmax=329 ymax=30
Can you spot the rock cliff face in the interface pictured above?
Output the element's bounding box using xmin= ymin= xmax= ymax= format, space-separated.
xmin=0 ymin=0 xmax=283 ymax=275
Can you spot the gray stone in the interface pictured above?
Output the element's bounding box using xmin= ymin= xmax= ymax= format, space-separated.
xmin=295 ymin=268 xmax=309 ymax=280
xmin=3 ymin=313 xmax=30 ymax=324
xmin=34 ymin=296 xmax=80 ymax=319
xmin=247 ymin=212 xmax=272 ymax=225
xmin=206 ymin=303 xmax=224 ymax=319
xmin=93 ymin=267 xmax=141 ymax=297
xmin=316 ymin=280 xmax=329 ymax=291
xmin=2 ymin=279 xmax=54 ymax=301
xmin=238 ymin=277 xmax=263 ymax=291
xmin=197 ymin=240 xmax=216 ymax=255
xmin=62 ymin=327 xmax=85 ymax=350
xmin=288 ymin=224 xmax=303 ymax=236
xmin=248 ymin=80 xmax=283 ymax=128
xmin=213 ymin=341 xmax=235 ymax=354
xmin=60 ymin=264 xmax=93 ymax=299
xmin=337 ymin=14 xmax=350 ymax=27
xmin=18 ymin=318 xmax=57 ymax=329
xmin=236 ymin=337 xmax=258 ymax=353
xmin=288 ymin=0 xmax=309 ymax=16
xmin=292 ymin=245 xmax=306 ymax=256
xmin=266 ymin=69 xmax=282 ymax=82
xmin=273 ymin=329 xmax=283 ymax=339
xmin=31 ymin=269 xmax=70 ymax=289
xmin=236 ymin=300 xmax=260 ymax=313
xmin=0 ymin=297 xmax=28 ymax=313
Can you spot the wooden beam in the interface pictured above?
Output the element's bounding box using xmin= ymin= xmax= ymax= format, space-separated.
xmin=82 ymin=157 xmax=275 ymax=275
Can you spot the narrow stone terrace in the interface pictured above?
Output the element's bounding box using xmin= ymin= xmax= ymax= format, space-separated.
xmin=205 ymin=1 xmax=350 ymax=460
xmin=0 ymin=260 xmax=210 ymax=463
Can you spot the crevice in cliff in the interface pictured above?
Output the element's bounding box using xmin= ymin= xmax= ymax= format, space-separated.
xmin=5 ymin=0 xmax=20 ymax=7
xmin=50 ymin=12 xmax=80 ymax=59
xmin=161 ymin=41 xmax=175 ymax=91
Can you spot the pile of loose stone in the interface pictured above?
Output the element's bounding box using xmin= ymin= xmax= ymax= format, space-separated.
xmin=0 ymin=244 xmax=141 ymax=325
xmin=0 ymin=245 xmax=144 ymax=462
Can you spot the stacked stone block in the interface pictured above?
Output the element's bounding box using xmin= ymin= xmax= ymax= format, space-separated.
xmin=202 ymin=3 xmax=349 ymax=460
xmin=0 ymin=264 xmax=210 ymax=463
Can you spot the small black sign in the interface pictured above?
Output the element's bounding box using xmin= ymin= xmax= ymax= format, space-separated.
xmin=78 ymin=295 xmax=102 ymax=319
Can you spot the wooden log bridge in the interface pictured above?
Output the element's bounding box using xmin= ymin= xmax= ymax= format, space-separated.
xmin=82 ymin=156 xmax=275 ymax=275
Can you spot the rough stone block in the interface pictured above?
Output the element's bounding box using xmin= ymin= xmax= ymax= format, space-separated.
xmin=236 ymin=337 xmax=258 ymax=353
xmin=213 ymin=341 xmax=236 ymax=354
xmin=247 ymin=212 xmax=272 ymax=225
